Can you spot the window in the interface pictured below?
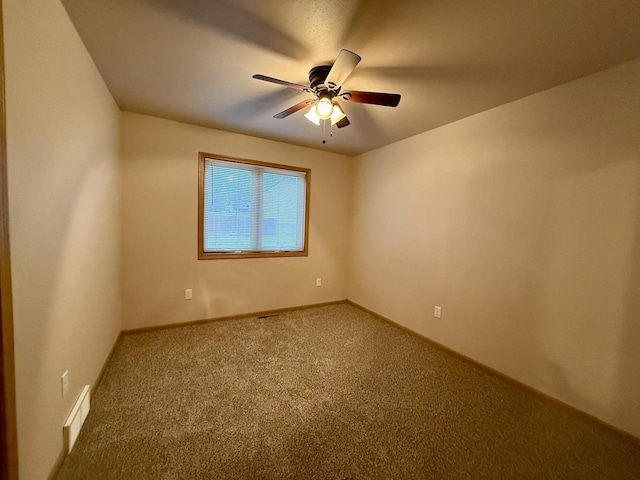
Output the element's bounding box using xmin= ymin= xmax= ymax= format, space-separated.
xmin=198 ymin=153 xmax=310 ymax=259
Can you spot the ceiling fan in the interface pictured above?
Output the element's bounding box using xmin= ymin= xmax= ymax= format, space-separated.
xmin=252 ymin=49 xmax=401 ymax=130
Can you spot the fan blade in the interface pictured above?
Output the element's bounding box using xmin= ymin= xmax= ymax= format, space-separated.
xmin=336 ymin=116 xmax=350 ymax=128
xmin=324 ymin=49 xmax=361 ymax=91
xmin=253 ymin=74 xmax=309 ymax=91
xmin=273 ymin=99 xmax=314 ymax=119
xmin=341 ymin=90 xmax=401 ymax=107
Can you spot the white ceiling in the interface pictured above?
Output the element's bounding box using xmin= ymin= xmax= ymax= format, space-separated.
xmin=61 ymin=0 xmax=640 ymax=156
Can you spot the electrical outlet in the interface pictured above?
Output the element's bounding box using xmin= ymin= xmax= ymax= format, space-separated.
xmin=184 ymin=289 xmax=193 ymax=300
xmin=434 ymin=306 xmax=442 ymax=319
xmin=61 ymin=370 xmax=69 ymax=398
xmin=316 ymin=278 xmax=322 ymax=287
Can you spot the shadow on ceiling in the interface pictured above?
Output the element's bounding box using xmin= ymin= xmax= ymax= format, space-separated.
xmin=354 ymin=64 xmax=498 ymax=84
xmin=145 ymin=0 xmax=308 ymax=60
xmin=225 ymin=88 xmax=307 ymax=120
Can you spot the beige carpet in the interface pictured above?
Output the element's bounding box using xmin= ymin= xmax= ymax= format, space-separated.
xmin=57 ymin=303 xmax=640 ymax=479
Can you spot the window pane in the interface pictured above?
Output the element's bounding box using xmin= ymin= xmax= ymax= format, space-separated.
xmin=261 ymin=172 xmax=305 ymax=250
xmin=203 ymin=164 xmax=254 ymax=251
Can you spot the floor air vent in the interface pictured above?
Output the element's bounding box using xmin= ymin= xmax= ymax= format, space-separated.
xmin=64 ymin=385 xmax=91 ymax=453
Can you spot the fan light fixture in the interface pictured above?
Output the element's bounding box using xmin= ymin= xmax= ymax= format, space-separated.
xmin=304 ymin=102 xmax=346 ymax=126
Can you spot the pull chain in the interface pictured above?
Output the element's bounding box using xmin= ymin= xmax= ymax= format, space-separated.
xmin=321 ymin=119 xmax=335 ymax=144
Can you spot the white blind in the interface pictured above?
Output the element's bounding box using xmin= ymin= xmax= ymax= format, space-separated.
xmin=203 ymin=158 xmax=307 ymax=253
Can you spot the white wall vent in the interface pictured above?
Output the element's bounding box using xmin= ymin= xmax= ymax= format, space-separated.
xmin=63 ymin=385 xmax=91 ymax=453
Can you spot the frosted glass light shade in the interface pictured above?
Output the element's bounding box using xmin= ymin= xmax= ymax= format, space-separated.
xmin=329 ymin=103 xmax=346 ymax=125
xmin=304 ymin=107 xmax=321 ymax=125
xmin=305 ymin=103 xmax=346 ymax=126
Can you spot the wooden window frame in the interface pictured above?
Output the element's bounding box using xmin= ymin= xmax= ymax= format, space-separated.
xmin=198 ymin=152 xmax=311 ymax=260
xmin=0 ymin=2 xmax=19 ymax=477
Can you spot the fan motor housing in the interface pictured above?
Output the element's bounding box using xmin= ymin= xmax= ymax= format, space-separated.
xmin=309 ymin=65 xmax=332 ymax=89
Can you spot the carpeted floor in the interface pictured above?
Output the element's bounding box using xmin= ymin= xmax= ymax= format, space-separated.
xmin=57 ymin=303 xmax=640 ymax=479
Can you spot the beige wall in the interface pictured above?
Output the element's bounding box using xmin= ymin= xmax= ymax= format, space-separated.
xmin=4 ymin=0 xmax=122 ymax=478
xmin=348 ymin=59 xmax=640 ymax=437
xmin=120 ymin=113 xmax=351 ymax=329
